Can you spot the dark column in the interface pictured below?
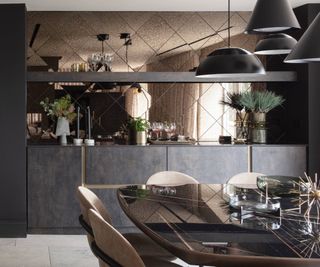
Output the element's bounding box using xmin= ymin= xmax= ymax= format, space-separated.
xmin=0 ymin=4 xmax=26 ymax=237
xmin=305 ymin=5 xmax=320 ymax=175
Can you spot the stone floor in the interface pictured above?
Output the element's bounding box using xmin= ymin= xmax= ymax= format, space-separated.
xmin=0 ymin=235 xmax=191 ymax=267
xmin=0 ymin=235 xmax=97 ymax=267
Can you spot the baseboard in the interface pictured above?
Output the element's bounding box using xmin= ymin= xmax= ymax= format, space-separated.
xmin=0 ymin=221 xmax=27 ymax=237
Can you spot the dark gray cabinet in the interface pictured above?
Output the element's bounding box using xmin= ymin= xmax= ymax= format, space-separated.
xmin=28 ymin=147 xmax=82 ymax=233
xmin=252 ymin=145 xmax=307 ymax=177
xmin=168 ymin=146 xmax=248 ymax=183
xmin=86 ymin=146 xmax=167 ymax=184
xmin=27 ymin=144 xmax=307 ymax=233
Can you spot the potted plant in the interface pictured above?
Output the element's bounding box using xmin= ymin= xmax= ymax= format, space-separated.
xmin=127 ymin=117 xmax=150 ymax=145
xmin=220 ymin=92 xmax=249 ymax=142
xmin=40 ymin=95 xmax=77 ymax=145
xmin=240 ymin=91 xmax=284 ymax=143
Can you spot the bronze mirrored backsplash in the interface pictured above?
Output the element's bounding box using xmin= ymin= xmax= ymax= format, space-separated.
xmin=27 ymin=11 xmax=267 ymax=143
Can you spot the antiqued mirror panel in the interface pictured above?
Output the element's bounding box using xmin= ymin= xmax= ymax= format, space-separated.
xmin=27 ymin=11 xmax=268 ymax=144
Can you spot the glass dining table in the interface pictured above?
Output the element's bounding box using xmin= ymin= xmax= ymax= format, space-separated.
xmin=117 ymin=183 xmax=320 ymax=267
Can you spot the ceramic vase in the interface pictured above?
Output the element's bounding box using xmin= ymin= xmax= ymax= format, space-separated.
xmin=56 ymin=117 xmax=70 ymax=145
xmin=136 ymin=131 xmax=147 ymax=145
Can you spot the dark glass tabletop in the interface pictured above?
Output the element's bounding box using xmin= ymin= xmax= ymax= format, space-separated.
xmin=117 ymin=184 xmax=320 ymax=267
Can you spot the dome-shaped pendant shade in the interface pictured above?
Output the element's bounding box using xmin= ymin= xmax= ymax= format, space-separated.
xmin=254 ymin=33 xmax=297 ymax=55
xmin=196 ymin=47 xmax=266 ymax=78
xmin=285 ymin=13 xmax=320 ymax=63
xmin=245 ymin=0 xmax=300 ymax=33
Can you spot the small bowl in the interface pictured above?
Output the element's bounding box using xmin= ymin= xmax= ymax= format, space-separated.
xmin=73 ymin=138 xmax=83 ymax=146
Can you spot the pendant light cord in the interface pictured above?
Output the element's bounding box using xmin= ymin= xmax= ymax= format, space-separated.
xmin=101 ymin=41 xmax=104 ymax=54
xmin=228 ymin=0 xmax=231 ymax=47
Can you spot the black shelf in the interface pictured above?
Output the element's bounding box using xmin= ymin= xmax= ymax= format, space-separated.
xmin=27 ymin=71 xmax=298 ymax=83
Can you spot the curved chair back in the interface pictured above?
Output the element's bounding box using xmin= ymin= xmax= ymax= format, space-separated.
xmin=77 ymin=186 xmax=112 ymax=226
xmin=88 ymin=209 xmax=145 ymax=267
xmin=227 ymin=172 xmax=265 ymax=189
xmin=146 ymin=171 xmax=199 ymax=186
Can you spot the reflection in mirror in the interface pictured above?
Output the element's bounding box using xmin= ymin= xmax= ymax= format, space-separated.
xmin=28 ymin=81 xmax=258 ymax=143
xmin=26 ymin=11 xmax=268 ymax=144
xmin=27 ymin=11 xmax=257 ymax=72
xmin=147 ymin=82 xmax=253 ymax=142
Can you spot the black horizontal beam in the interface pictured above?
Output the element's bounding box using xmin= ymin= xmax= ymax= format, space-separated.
xmin=27 ymin=71 xmax=297 ymax=83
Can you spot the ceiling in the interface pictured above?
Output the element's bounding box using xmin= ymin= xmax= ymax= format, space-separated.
xmin=1 ymin=0 xmax=320 ymax=11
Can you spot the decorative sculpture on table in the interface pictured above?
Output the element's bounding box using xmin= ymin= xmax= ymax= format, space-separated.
xmin=40 ymin=95 xmax=76 ymax=145
xmin=298 ymin=173 xmax=320 ymax=218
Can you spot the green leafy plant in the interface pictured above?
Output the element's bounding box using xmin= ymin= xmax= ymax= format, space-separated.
xmin=40 ymin=95 xmax=77 ymax=122
xmin=240 ymin=91 xmax=285 ymax=113
xmin=128 ymin=117 xmax=150 ymax=132
xmin=238 ymin=91 xmax=256 ymax=112
xmin=220 ymin=92 xmax=244 ymax=111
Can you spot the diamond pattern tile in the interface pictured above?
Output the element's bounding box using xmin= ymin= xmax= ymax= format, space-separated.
xmin=136 ymin=14 xmax=175 ymax=52
xmin=27 ymin=11 xmax=259 ymax=142
xmin=177 ymin=13 xmax=218 ymax=51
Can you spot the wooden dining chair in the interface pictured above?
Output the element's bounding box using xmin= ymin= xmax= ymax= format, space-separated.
xmin=88 ymin=209 xmax=182 ymax=267
xmin=76 ymin=186 xmax=174 ymax=259
xmin=146 ymin=171 xmax=199 ymax=186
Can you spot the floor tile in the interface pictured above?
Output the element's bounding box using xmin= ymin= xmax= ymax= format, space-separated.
xmin=0 ymin=246 xmax=50 ymax=267
xmin=0 ymin=238 xmax=16 ymax=246
xmin=16 ymin=235 xmax=88 ymax=248
xmin=49 ymin=246 xmax=98 ymax=267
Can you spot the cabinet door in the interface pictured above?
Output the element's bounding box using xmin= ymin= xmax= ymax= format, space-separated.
xmin=86 ymin=146 xmax=167 ymax=184
xmin=168 ymin=146 xmax=248 ymax=183
xmin=252 ymin=146 xmax=307 ymax=176
xmin=28 ymin=147 xmax=82 ymax=233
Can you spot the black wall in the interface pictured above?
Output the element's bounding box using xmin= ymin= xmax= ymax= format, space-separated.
xmin=0 ymin=4 xmax=26 ymax=237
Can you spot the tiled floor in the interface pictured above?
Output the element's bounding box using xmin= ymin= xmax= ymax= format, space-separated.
xmin=0 ymin=235 xmax=191 ymax=267
xmin=0 ymin=235 xmax=98 ymax=267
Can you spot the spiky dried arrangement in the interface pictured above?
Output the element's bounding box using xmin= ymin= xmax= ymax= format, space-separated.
xmin=298 ymin=173 xmax=320 ymax=218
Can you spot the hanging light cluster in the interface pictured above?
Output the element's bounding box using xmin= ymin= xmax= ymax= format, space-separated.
xmin=246 ymin=0 xmax=300 ymax=56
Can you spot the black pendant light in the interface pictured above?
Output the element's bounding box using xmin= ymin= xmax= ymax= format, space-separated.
xmin=196 ymin=0 xmax=265 ymax=78
xmin=254 ymin=33 xmax=297 ymax=55
xmin=285 ymin=13 xmax=320 ymax=63
xmin=245 ymin=0 xmax=300 ymax=33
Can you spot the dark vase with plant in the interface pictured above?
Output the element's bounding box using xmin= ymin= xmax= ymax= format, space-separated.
xmin=220 ymin=92 xmax=250 ymax=143
xmin=240 ymin=91 xmax=285 ymax=143
xmin=127 ymin=117 xmax=150 ymax=145
xmin=40 ymin=95 xmax=77 ymax=145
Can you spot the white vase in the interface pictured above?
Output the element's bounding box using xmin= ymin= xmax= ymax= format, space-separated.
xmin=60 ymin=134 xmax=67 ymax=145
xmin=136 ymin=131 xmax=147 ymax=145
xmin=56 ymin=117 xmax=70 ymax=145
